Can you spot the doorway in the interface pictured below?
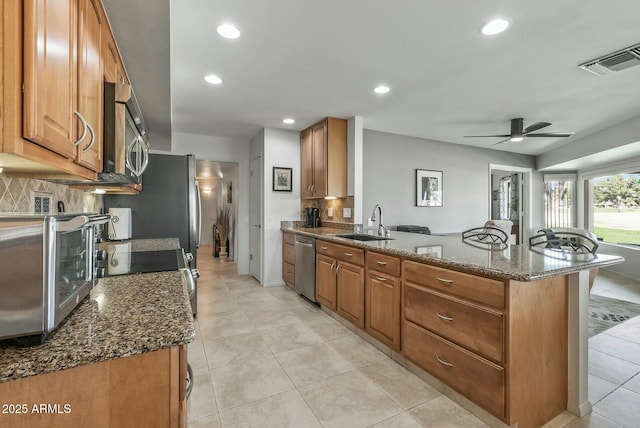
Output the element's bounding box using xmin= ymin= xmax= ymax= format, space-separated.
xmin=489 ymin=164 xmax=532 ymax=244
xmin=249 ymin=155 xmax=262 ymax=282
xmin=196 ymin=159 xmax=238 ymax=259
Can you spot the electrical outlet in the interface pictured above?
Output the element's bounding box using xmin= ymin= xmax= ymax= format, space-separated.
xmin=343 ymin=208 xmax=351 ymax=218
xmin=367 ymin=217 xmax=373 ymax=227
xmin=327 ymin=208 xmax=334 ymax=217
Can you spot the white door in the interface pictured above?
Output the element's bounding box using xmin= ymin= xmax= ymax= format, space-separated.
xmin=250 ymin=155 xmax=262 ymax=282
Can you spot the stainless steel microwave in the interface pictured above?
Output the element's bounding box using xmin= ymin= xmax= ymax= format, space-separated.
xmin=102 ymin=82 xmax=150 ymax=184
xmin=0 ymin=214 xmax=110 ymax=345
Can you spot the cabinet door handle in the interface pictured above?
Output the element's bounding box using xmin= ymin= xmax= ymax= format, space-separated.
xmin=376 ymin=261 xmax=387 ymax=266
xmin=436 ymin=313 xmax=453 ymax=322
xmin=73 ymin=111 xmax=88 ymax=146
xmin=310 ymin=184 xmax=315 ymax=193
xmin=376 ymin=276 xmax=387 ymax=282
xmin=82 ymin=120 xmax=96 ymax=153
xmin=330 ymin=262 xmax=335 ymax=273
xmin=335 ymin=265 xmax=341 ymax=275
xmin=344 ymin=253 xmax=353 ymax=257
xmin=437 ymin=277 xmax=453 ymax=285
xmin=436 ymin=356 xmax=453 ymax=367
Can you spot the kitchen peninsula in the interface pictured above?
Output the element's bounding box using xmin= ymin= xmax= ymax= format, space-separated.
xmin=0 ymin=239 xmax=194 ymax=428
xmin=282 ymin=223 xmax=624 ymax=428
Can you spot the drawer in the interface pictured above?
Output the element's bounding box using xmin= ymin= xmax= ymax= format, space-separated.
xmin=404 ymin=283 xmax=504 ymax=363
xmin=402 ymin=320 xmax=505 ymax=419
xmin=366 ymin=251 xmax=400 ymax=277
xmin=283 ymin=261 xmax=295 ymax=286
xmin=403 ymin=260 xmax=505 ymax=308
xmin=316 ymin=240 xmax=364 ymax=266
xmin=283 ymin=243 xmax=295 ymax=264
xmin=283 ymin=232 xmax=295 ymax=245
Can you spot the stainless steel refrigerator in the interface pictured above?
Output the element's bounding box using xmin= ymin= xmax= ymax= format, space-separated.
xmin=104 ymin=153 xmax=201 ymax=315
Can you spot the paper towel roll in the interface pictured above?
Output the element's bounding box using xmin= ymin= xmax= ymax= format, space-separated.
xmin=108 ymin=208 xmax=132 ymax=240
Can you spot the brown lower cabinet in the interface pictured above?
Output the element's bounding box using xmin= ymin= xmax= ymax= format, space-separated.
xmin=402 ymin=260 xmax=568 ymax=428
xmin=0 ymin=346 xmax=187 ymax=428
xmin=365 ymin=252 xmax=401 ymax=351
xmin=315 ymin=240 xmax=364 ymax=328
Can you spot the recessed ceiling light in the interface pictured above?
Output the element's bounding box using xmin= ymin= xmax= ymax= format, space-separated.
xmin=204 ymin=74 xmax=222 ymax=85
xmin=374 ymin=85 xmax=390 ymax=94
xmin=482 ymin=18 xmax=511 ymax=35
xmin=217 ymin=23 xmax=240 ymax=39
xmin=283 ymin=118 xmax=295 ymax=125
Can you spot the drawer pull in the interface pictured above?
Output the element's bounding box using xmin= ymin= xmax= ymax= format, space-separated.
xmin=436 ymin=313 xmax=453 ymax=322
xmin=321 ymin=246 xmax=328 ymax=250
xmin=376 ymin=261 xmax=388 ymax=266
xmin=437 ymin=356 xmax=454 ymax=367
xmin=376 ymin=276 xmax=387 ymax=282
xmin=437 ymin=277 xmax=453 ymax=285
xmin=344 ymin=253 xmax=353 ymax=257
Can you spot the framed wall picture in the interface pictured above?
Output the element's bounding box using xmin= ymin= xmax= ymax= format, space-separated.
xmin=273 ymin=167 xmax=293 ymax=192
xmin=416 ymin=169 xmax=443 ymax=207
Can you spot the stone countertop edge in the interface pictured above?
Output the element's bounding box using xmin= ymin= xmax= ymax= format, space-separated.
xmin=281 ymin=225 xmax=625 ymax=282
xmin=0 ymin=270 xmax=195 ymax=383
xmin=100 ymin=237 xmax=181 ymax=252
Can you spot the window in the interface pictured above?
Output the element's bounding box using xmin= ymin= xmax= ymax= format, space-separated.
xmin=544 ymin=175 xmax=575 ymax=228
xmin=592 ymin=173 xmax=640 ymax=246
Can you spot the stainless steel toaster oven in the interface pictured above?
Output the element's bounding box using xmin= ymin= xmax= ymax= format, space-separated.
xmin=0 ymin=213 xmax=110 ymax=345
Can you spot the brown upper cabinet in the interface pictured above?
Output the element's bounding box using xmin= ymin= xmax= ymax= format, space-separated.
xmin=1 ymin=0 xmax=128 ymax=180
xmin=300 ymin=117 xmax=347 ymax=199
xmin=23 ymin=0 xmax=104 ymax=172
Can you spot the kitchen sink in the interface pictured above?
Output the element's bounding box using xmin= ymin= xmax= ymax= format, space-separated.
xmin=337 ymin=233 xmax=392 ymax=241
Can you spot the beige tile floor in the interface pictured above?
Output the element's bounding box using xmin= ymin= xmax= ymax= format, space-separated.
xmin=187 ymin=248 xmax=640 ymax=427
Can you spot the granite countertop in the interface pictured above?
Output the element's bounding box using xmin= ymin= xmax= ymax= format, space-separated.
xmin=281 ymin=224 xmax=625 ymax=281
xmin=0 ymin=270 xmax=194 ymax=383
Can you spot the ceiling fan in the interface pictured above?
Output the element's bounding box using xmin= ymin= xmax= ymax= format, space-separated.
xmin=464 ymin=118 xmax=574 ymax=145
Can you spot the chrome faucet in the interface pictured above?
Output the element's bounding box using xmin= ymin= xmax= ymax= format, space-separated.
xmin=371 ymin=204 xmax=390 ymax=237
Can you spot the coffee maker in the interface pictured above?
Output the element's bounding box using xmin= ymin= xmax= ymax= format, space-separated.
xmin=304 ymin=207 xmax=320 ymax=228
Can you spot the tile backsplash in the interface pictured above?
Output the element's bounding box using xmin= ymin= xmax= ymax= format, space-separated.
xmin=301 ymin=196 xmax=354 ymax=224
xmin=0 ymin=177 xmax=102 ymax=214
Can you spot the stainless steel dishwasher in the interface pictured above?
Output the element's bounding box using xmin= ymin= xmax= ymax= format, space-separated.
xmin=294 ymin=235 xmax=316 ymax=302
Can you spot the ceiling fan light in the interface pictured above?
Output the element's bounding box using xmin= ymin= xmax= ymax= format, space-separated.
xmin=482 ymin=18 xmax=511 ymax=36
xmin=217 ymin=23 xmax=240 ymax=39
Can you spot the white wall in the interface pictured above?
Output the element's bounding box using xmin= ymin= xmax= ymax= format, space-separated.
xmin=363 ymin=130 xmax=543 ymax=233
xmin=262 ymin=128 xmax=301 ymax=286
xmin=172 ymin=132 xmax=251 ymax=274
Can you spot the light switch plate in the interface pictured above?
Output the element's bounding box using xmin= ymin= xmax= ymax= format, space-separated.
xmin=367 ymin=217 xmax=373 ymax=227
xmin=343 ymin=208 xmax=351 ymax=218
xmin=327 ymin=207 xmax=334 ymax=217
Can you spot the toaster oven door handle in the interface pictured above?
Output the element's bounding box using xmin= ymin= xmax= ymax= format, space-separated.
xmin=57 ymin=215 xmax=111 ymax=231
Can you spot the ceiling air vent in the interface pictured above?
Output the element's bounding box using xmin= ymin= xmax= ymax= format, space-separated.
xmin=579 ymin=42 xmax=640 ymax=76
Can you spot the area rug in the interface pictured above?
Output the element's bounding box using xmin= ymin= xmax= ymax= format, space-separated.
xmin=589 ymin=295 xmax=640 ymax=337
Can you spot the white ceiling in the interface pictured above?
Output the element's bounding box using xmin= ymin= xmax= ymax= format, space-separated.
xmin=104 ymin=0 xmax=640 ymax=158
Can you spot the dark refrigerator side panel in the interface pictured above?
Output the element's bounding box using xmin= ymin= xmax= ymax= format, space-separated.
xmin=105 ymin=154 xmax=190 ymax=249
